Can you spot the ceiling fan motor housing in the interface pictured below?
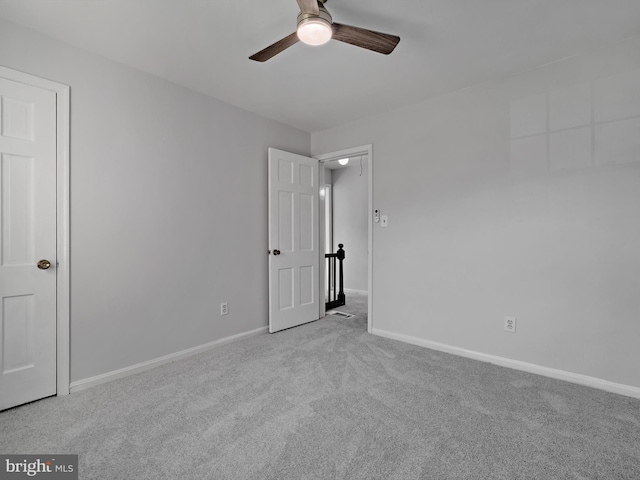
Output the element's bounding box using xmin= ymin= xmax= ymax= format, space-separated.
xmin=297 ymin=3 xmax=332 ymax=28
xmin=297 ymin=3 xmax=333 ymax=45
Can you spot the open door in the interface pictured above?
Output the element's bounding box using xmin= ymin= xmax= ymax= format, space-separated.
xmin=0 ymin=76 xmax=57 ymax=410
xmin=268 ymin=148 xmax=320 ymax=333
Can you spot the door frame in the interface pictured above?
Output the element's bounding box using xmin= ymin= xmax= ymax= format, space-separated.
xmin=0 ymin=65 xmax=70 ymax=396
xmin=314 ymin=144 xmax=373 ymax=333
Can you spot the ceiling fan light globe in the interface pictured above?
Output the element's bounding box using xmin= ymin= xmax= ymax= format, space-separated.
xmin=297 ymin=18 xmax=332 ymax=46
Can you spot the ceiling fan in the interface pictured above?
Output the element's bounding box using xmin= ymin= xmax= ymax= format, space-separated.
xmin=249 ymin=0 xmax=400 ymax=62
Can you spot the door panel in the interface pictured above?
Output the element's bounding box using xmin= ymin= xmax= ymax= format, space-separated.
xmin=278 ymin=191 xmax=294 ymax=252
xmin=2 ymin=154 xmax=35 ymax=265
xmin=268 ymin=148 xmax=319 ymax=333
xmin=300 ymin=193 xmax=314 ymax=251
xmin=0 ymin=77 xmax=57 ymax=411
xmin=300 ymin=266 xmax=314 ymax=305
xmin=2 ymin=295 xmax=35 ymax=374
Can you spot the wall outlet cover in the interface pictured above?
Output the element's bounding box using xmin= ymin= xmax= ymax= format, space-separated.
xmin=504 ymin=316 xmax=516 ymax=333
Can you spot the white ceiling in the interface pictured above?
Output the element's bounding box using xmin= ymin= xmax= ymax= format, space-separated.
xmin=325 ymin=155 xmax=367 ymax=170
xmin=1 ymin=0 xmax=639 ymax=133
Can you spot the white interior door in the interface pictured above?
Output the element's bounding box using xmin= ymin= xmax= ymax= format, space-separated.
xmin=268 ymin=148 xmax=319 ymax=333
xmin=0 ymin=77 xmax=57 ymax=410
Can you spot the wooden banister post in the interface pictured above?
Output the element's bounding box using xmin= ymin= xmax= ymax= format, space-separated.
xmin=337 ymin=244 xmax=345 ymax=305
xmin=325 ymin=244 xmax=346 ymax=310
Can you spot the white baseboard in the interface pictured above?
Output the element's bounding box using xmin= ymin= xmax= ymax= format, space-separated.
xmin=70 ymin=326 xmax=268 ymax=393
xmin=372 ymin=328 xmax=640 ymax=400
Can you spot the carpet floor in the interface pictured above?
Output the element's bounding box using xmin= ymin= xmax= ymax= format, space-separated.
xmin=1 ymin=297 xmax=639 ymax=479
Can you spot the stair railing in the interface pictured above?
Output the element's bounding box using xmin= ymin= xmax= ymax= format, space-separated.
xmin=325 ymin=243 xmax=345 ymax=310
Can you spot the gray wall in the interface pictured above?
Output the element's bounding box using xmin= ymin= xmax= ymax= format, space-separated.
xmin=312 ymin=35 xmax=640 ymax=389
xmin=332 ymin=161 xmax=368 ymax=291
xmin=0 ymin=19 xmax=310 ymax=382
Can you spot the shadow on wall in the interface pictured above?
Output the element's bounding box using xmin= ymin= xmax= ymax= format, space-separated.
xmin=510 ymin=68 xmax=640 ymax=173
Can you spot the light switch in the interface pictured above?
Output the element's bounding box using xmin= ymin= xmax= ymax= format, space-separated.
xmin=381 ymin=215 xmax=388 ymax=227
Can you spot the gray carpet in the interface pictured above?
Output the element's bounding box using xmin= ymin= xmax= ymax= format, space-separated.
xmin=329 ymin=290 xmax=369 ymax=329
xmin=1 ymin=297 xmax=639 ymax=479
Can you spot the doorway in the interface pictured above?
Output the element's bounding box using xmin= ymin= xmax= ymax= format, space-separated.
xmin=316 ymin=145 xmax=373 ymax=333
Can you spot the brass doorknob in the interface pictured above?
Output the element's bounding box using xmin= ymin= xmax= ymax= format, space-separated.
xmin=37 ymin=259 xmax=52 ymax=270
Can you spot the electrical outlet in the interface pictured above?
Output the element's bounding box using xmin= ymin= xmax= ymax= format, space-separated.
xmin=504 ymin=316 xmax=516 ymax=333
xmin=221 ymin=302 xmax=229 ymax=316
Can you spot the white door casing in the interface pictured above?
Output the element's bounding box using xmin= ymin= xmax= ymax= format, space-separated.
xmin=0 ymin=76 xmax=58 ymax=410
xmin=268 ymin=148 xmax=320 ymax=333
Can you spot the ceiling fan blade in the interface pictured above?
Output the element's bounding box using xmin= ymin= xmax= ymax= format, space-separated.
xmin=331 ymin=23 xmax=400 ymax=55
xmin=296 ymin=0 xmax=319 ymax=15
xmin=249 ymin=32 xmax=300 ymax=62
